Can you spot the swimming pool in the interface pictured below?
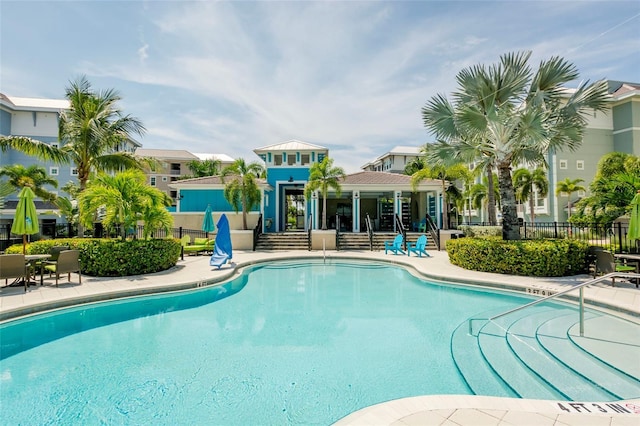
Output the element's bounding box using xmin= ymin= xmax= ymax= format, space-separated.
xmin=0 ymin=260 xmax=637 ymax=424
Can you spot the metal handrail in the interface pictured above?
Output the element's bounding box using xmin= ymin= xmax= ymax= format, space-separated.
xmin=424 ymin=214 xmax=440 ymax=250
xmin=394 ymin=214 xmax=407 ymax=250
xmin=365 ymin=214 xmax=374 ymax=251
xmin=306 ymin=214 xmax=312 ymax=251
xmin=469 ymin=272 xmax=640 ymax=337
xmin=335 ymin=214 xmax=340 ymax=251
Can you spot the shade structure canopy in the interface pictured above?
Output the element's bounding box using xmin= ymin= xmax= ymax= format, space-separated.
xmin=628 ymin=190 xmax=640 ymax=244
xmin=202 ymin=204 xmax=215 ymax=234
xmin=11 ymin=187 xmax=39 ymax=254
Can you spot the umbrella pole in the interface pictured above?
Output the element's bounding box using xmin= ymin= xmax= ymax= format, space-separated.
xmin=22 ymin=234 xmax=27 ymax=255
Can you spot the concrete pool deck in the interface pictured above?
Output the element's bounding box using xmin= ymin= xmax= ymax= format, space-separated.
xmin=1 ymin=248 xmax=639 ymax=425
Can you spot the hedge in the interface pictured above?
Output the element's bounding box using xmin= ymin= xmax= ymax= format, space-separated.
xmin=5 ymin=238 xmax=182 ymax=277
xmin=446 ymin=237 xmax=590 ymax=277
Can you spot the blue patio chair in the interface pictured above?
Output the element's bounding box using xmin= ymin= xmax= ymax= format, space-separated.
xmin=407 ymin=235 xmax=431 ymax=257
xmin=418 ymin=218 xmax=427 ymax=233
xmin=384 ymin=234 xmax=405 ymax=255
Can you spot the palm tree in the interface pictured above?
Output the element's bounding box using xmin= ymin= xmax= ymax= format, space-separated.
xmin=78 ymin=169 xmax=171 ymax=238
xmin=555 ymin=178 xmax=585 ymax=221
xmin=0 ymin=164 xmax=58 ymax=202
xmin=185 ymin=159 xmax=221 ymax=178
xmin=221 ymin=158 xmax=264 ymax=230
xmin=0 ymin=76 xmax=146 ymax=192
xmin=304 ymin=157 xmax=346 ymax=230
xmin=0 ymin=180 xmax=13 ymax=210
xmin=422 ymin=51 xmax=609 ymax=239
xmin=411 ymin=157 xmax=469 ymax=230
xmin=512 ymin=167 xmax=548 ymax=223
xmin=403 ymin=156 xmax=426 ymax=175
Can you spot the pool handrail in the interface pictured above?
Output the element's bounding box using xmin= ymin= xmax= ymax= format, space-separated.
xmin=469 ymin=271 xmax=640 ymax=337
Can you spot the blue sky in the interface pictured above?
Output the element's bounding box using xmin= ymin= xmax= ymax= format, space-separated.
xmin=2 ymin=1 xmax=639 ymax=173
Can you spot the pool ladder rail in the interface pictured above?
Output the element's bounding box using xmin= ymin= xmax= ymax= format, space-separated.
xmin=468 ymin=271 xmax=640 ymax=337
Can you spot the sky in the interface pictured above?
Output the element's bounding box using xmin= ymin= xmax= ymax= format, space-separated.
xmin=1 ymin=1 xmax=639 ymax=173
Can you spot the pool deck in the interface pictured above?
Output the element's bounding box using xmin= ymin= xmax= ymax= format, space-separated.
xmin=2 ymin=248 xmax=639 ymax=425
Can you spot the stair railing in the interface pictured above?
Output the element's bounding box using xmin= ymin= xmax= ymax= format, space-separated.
xmin=468 ymin=271 xmax=640 ymax=337
xmin=252 ymin=214 xmax=263 ymax=251
xmin=425 ymin=214 xmax=440 ymax=251
xmin=335 ymin=214 xmax=340 ymax=251
xmin=365 ymin=213 xmax=374 ymax=251
xmin=394 ymin=214 xmax=407 ymax=250
xmin=306 ymin=214 xmax=312 ymax=251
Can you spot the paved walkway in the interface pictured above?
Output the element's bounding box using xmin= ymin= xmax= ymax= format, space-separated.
xmin=2 ymin=249 xmax=639 ymax=425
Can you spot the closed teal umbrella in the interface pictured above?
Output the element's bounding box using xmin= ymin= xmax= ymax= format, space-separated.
xmin=628 ymin=190 xmax=640 ymax=246
xmin=11 ymin=187 xmax=39 ymax=254
xmin=202 ymin=204 xmax=215 ymax=236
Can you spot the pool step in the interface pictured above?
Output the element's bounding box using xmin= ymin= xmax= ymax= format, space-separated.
xmin=537 ymin=313 xmax=640 ymax=400
xmin=478 ymin=315 xmax=565 ymax=400
xmin=450 ymin=321 xmax=516 ymax=398
xmin=506 ymin=309 xmax=616 ymax=401
xmin=452 ymin=304 xmax=640 ymax=401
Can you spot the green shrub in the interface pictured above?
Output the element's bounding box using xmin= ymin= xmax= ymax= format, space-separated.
xmin=6 ymin=238 xmax=181 ymax=277
xmin=457 ymin=225 xmax=502 ymax=238
xmin=446 ymin=237 xmax=590 ymax=277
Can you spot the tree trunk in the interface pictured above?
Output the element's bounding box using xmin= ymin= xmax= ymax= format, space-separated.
xmin=441 ymin=180 xmax=449 ymax=230
xmin=242 ymin=193 xmax=248 ymax=230
xmin=497 ymin=163 xmax=520 ymax=240
xmin=321 ymin=195 xmax=327 ymax=230
xmin=529 ymin=183 xmax=535 ymax=223
xmin=486 ymin=169 xmax=498 ymax=226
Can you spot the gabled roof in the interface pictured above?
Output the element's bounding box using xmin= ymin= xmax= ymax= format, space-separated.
xmin=135 ymin=148 xmax=199 ymax=160
xmin=340 ymin=171 xmax=440 ymax=186
xmin=194 ymin=153 xmax=236 ymax=163
xmin=169 ymin=175 xmax=271 ymax=190
xmin=253 ymin=139 xmax=327 ymax=153
xmin=0 ymin=93 xmax=69 ymax=111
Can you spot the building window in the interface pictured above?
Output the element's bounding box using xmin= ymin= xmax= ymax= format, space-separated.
xmin=170 ymin=163 xmax=181 ymax=175
xmin=559 ymin=160 xmax=567 ymax=169
xmin=162 ymin=176 xmax=167 ymax=182
xmin=70 ymin=168 xmax=78 ymax=176
xmin=49 ymin=167 xmax=59 ymax=176
xmin=301 ymin=154 xmax=310 ymax=165
xmin=274 ymin=154 xmax=283 ymax=166
xmin=288 ymin=153 xmax=296 ymax=165
xmin=170 ymin=176 xmax=177 ymax=182
xmin=576 ymin=160 xmax=584 ymax=170
xmin=150 ymin=176 xmax=156 ymax=186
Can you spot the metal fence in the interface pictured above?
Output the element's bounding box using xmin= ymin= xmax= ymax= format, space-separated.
xmin=458 ymin=221 xmax=639 ymax=254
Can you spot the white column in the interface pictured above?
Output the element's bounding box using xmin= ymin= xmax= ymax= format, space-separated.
xmin=312 ymin=191 xmax=319 ymax=230
xmin=394 ymin=190 xmax=402 ymax=232
xmin=353 ymin=191 xmax=360 ymax=232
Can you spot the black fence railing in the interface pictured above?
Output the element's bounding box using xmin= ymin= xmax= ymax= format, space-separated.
xmin=457 ymin=221 xmax=639 ymax=254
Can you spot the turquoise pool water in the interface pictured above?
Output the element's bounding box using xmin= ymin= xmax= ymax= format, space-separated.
xmin=0 ymin=260 xmax=588 ymax=424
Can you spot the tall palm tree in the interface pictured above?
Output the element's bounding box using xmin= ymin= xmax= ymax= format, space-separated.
xmin=422 ymin=51 xmax=609 ymax=239
xmin=555 ymin=178 xmax=585 ymax=221
xmin=78 ymin=169 xmax=171 ymax=238
xmin=403 ymin=156 xmax=426 ymax=175
xmin=185 ymin=158 xmax=221 ymax=178
xmin=0 ymin=76 xmax=146 ymax=192
xmin=221 ymin=158 xmax=264 ymax=230
xmin=0 ymin=164 xmax=58 ymax=202
xmin=512 ymin=167 xmax=548 ymax=223
xmin=304 ymin=157 xmax=346 ymax=230
xmin=411 ymin=158 xmax=469 ymax=230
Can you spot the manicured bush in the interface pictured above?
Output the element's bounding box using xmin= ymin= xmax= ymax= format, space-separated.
xmin=457 ymin=225 xmax=502 ymax=238
xmin=6 ymin=238 xmax=182 ymax=277
xmin=446 ymin=237 xmax=590 ymax=277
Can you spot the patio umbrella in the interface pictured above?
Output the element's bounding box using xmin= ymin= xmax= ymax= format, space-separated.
xmin=11 ymin=187 xmax=39 ymax=254
xmin=202 ymin=204 xmax=215 ymax=236
xmin=628 ymin=190 xmax=640 ymax=248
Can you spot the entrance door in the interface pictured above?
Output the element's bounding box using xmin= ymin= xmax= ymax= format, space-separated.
xmin=284 ymin=188 xmax=306 ymax=231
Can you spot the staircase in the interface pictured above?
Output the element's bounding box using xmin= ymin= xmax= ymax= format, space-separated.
xmin=255 ymin=232 xmax=309 ymax=251
xmin=451 ymin=304 xmax=640 ymax=401
xmin=338 ymin=232 xmax=438 ymax=251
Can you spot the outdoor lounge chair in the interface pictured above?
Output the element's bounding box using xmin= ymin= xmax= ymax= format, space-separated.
xmin=384 ymin=234 xmax=405 ymax=255
xmin=44 ymin=250 xmax=81 ymax=287
xmin=0 ymin=254 xmax=29 ymax=292
xmin=407 ymin=235 xmax=430 ymax=257
xmin=42 ymin=245 xmax=70 ymax=277
xmin=595 ymin=251 xmax=635 ymax=287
